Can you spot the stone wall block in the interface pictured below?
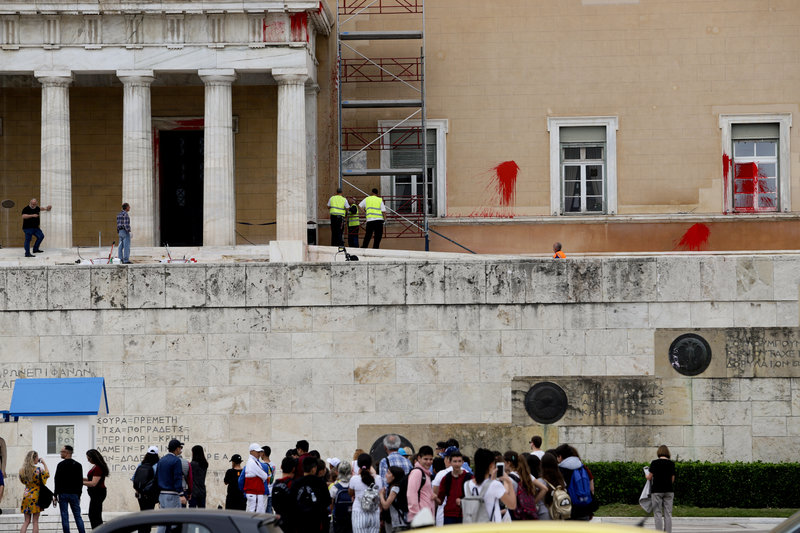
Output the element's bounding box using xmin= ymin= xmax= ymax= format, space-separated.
xmin=567 ymin=259 xmax=603 ymax=302
xmin=562 ymin=355 xmax=607 ymax=375
xmin=787 ymin=417 xmax=800 ymax=436
xmin=774 ymin=258 xmax=800 ymax=302
xmin=693 ymin=400 xmax=751 ymax=425
xmin=61 ymin=309 xmax=103 ymax=336
xmin=723 ymin=425 xmax=752 ymax=461
xmin=90 ymin=267 xmax=128 ymax=309
xmin=81 ymin=335 xmax=124 ymax=362
xmin=501 ymin=330 xmax=544 ymax=357
xmin=292 ymin=332 xmax=335 ymax=358
xmin=396 ymin=305 xmax=439 ymax=331
xmin=124 ymin=387 xmax=167 ymax=414
xmin=312 ymin=412 xmax=356 ymax=442
xmin=230 ymin=359 xmax=271 ymax=386
xmin=585 ymin=329 xmax=629 ymax=356
xmin=689 ymin=302 xmax=733 ymax=327
xmin=287 ymin=264 xmax=331 ymax=306
xmin=602 ymin=257 xmax=657 ymax=302
xmin=753 ymin=417 xmax=787 ymax=436
xmin=100 ymin=309 xmax=146 ymax=335
xmin=752 ymin=400 xmax=791 ymax=417
xmin=271 ymin=358 xmax=313 ymax=386
xmin=187 ymin=360 xmax=229 ymax=387
xmin=606 ymin=303 xmax=650 ymax=329
xmin=206 ymin=385 xmax=250 ymax=414
xmin=376 ymin=384 xmax=420 ymax=411
xmin=374 ymin=331 xmax=416 ymax=358
xmin=417 ymin=330 xmax=460 ymax=356
xmin=271 ymin=412 xmax=313 ymax=442
xmin=435 ymin=356 xmax=481 ymax=383
xmin=396 ymin=357 xmax=440 ymax=384
xmin=311 ymin=359 xmax=354 ymax=385
xmin=776 ymin=302 xmax=799 ymax=327
xmin=486 ymin=261 xmax=527 ymax=304
xmin=479 ymin=355 xmax=521 ymax=382
xmin=700 ymin=256 xmax=737 ymax=300
xmin=592 ymin=426 xmax=626 ymax=444
xmin=206 ymin=265 xmax=246 ymax=307
xmin=736 ymin=257 xmax=773 ymax=301
xmin=98 ymin=361 xmax=146 ymax=389
xmin=144 ymin=308 xmax=188 ymax=334
xmin=560 ymin=426 xmax=593 ymax=444
xmin=542 ymin=329 xmax=586 ymax=356
xmin=657 ymin=257 xmax=701 ymax=302
xmin=166 ymin=387 xmax=210 ymax=414
xmin=520 ymin=304 xmax=564 ymax=330
xmin=732 ymin=302 xmax=777 ymax=327
xmin=606 ymin=355 xmax=653 ymax=375
xmin=128 ymin=266 xmax=166 ymax=308
xmin=331 ymin=263 xmax=368 ymax=305
xmin=246 ymin=265 xmax=287 ymax=307
xmin=691 ymin=379 xmax=740 ymax=401
xmin=525 ymin=261 xmax=567 ymax=304
xmin=123 ymin=334 xmax=166 ymax=361
xmin=270 ymin=307 xmax=313 ymax=332
xmin=520 ymin=355 xmax=564 ymax=376
xmin=740 ymin=377 xmax=790 ymax=401
xmin=368 ymin=263 xmax=406 ymax=305
xmin=6 ymin=268 xmax=48 ymax=310
xmin=438 ymin=305 xmax=480 ymax=331
xmin=165 ymin=266 xmax=207 ymax=308
xmin=649 ymin=302 xmax=691 ymax=328
xmin=479 ymin=305 xmax=520 ymax=330
xmin=207 ymin=333 xmax=251 ymax=360
xmin=354 ymin=358 xmax=397 ymax=384
xmin=683 ymin=425 xmax=723 ymax=447
xmin=406 ymin=262 xmax=445 ymax=305
xmin=444 ymin=262 xmax=485 ymax=304
xmin=332 ymin=384 xmax=376 ymax=413
xmin=165 ymin=334 xmax=208 ymax=360
xmin=752 ymin=436 xmax=797 ymax=462
xmin=40 ymin=335 xmax=81 ymax=362
xmin=624 ymin=426 xmax=684 ymax=447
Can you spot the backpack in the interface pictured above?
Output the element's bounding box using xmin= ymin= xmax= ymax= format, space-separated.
xmin=237 ymin=468 xmax=246 ymax=492
xmin=512 ymin=483 xmax=539 ymax=521
xmin=392 ymin=467 xmax=426 ymax=515
xmin=360 ymin=483 xmax=380 ymax=513
xmin=546 ymin=481 xmax=572 ymax=520
xmin=270 ymin=478 xmax=293 ymax=517
xmin=331 ymin=483 xmax=353 ymax=533
xmin=567 ymin=466 xmax=593 ymax=508
xmin=460 ymin=479 xmax=493 ymax=523
xmin=132 ymin=463 xmax=158 ymax=497
xmin=295 ymin=484 xmax=319 ymax=515
xmin=439 ymin=471 xmax=473 ymax=507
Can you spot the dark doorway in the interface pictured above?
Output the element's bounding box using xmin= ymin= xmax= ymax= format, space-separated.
xmin=159 ymin=130 xmax=204 ymax=246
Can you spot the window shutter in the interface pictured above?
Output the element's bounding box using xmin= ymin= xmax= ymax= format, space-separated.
xmin=732 ymin=123 xmax=779 ymax=140
xmin=560 ymin=126 xmax=606 ymax=143
xmin=390 ymin=129 xmax=436 ymax=168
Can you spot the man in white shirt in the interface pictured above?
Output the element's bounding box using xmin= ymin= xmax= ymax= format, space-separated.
xmin=530 ymin=435 xmax=545 ymax=459
xmin=243 ymin=443 xmax=269 ymax=513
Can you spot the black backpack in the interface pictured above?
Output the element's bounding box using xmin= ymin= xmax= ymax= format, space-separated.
xmin=271 ymin=478 xmax=293 ymax=517
xmin=392 ymin=467 xmax=426 ymax=516
xmin=132 ymin=463 xmax=158 ymax=497
xmin=295 ymin=484 xmax=319 ymax=516
xmin=331 ymin=483 xmax=353 ymax=533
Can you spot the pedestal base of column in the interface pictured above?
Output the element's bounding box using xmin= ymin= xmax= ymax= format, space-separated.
xmin=269 ymin=240 xmax=306 ymax=262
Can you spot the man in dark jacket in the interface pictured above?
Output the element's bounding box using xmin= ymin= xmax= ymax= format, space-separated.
xmin=157 ymin=439 xmax=186 ymax=509
xmin=289 ymin=456 xmax=331 ymax=533
xmin=54 ymin=445 xmax=85 ymax=533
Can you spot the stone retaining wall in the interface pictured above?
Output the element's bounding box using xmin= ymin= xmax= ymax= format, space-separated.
xmin=0 ymin=256 xmax=797 ymax=510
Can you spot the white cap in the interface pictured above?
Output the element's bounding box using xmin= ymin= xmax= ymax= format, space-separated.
xmin=327 ymin=457 xmax=341 ymax=468
xmin=249 ymin=443 xmax=262 ymax=452
xmin=147 ymin=446 xmax=159 ymax=454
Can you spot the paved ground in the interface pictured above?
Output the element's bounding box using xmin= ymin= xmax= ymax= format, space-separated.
xmin=598 ymin=516 xmax=786 ymax=532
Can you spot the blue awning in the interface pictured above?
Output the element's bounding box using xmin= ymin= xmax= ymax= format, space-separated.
xmin=9 ymin=378 xmax=108 ymax=417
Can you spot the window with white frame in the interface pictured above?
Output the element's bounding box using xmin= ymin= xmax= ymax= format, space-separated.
xmin=548 ymin=117 xmax=618 ymax=215
xmin=719 ymin=114 xmax=791 ymax=213
xmin=380 ymin=119 xmax=447 ymax=217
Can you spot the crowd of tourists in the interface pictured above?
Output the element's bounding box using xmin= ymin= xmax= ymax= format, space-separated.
xmin=12 ymin=435 xmax=676 ymax=533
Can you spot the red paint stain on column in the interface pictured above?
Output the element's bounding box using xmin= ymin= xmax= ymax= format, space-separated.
xmin=722 ymin=153 xmax=731 ymax=213
xmin=491 ymin=161 xmax=519 ymax=207
xmin=290 ymin=13 xmax=309 ymax=42
xmin=675 ymin=223 xmax=710 ymax=251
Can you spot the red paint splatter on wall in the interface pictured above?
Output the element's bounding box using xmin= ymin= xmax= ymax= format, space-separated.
xmin=491 ymin=161 xmax=519 ymax=207
xmin=722 ymin=153 xmax=731 ymax=214
xmin=675 ymin=223 xmax=710 ymax=251
xmin=290 ymin=13 xmax=309 ymax=42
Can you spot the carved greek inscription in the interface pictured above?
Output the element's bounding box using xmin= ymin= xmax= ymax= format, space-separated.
xmin=96 ymin=416 xmax=190 ymax=473
xmin=0 ymin=365 xmax=96 ymax=389
xmin=724 ymin=329 xmax=800 ymax=377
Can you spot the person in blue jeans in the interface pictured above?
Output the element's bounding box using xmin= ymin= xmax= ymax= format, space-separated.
xmin=21 ymin=198 xmax=51 ymax=257
xmin=53 ymin=445 xmax=85 ymax=533
xmin=117 ymin=203 xmax=132 ymax=264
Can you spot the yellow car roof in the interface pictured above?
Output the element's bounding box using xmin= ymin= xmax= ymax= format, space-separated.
xmin=416 ymin=523 xmax=646 ymax=533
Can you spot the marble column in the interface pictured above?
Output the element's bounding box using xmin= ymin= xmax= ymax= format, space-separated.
xmin=199 ymin=69 xmax=237 ymax=246
xmin=118 ymin=70 xmax=156 ymax=246
xmin=35 ymin=71 xmax=73 ymax=248
xmin=305 ymin=84 xmax=319 ymax=231
xmin=273 ymin=68 xmax=308 ymax=260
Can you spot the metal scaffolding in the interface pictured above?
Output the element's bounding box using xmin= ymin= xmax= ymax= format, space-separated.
xmin=336 ymin=0 xmax=428 ymax=244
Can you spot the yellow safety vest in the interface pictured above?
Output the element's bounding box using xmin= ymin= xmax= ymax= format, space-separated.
xmin=364 ymin=195 xmax=384 ymax=221
xmin=346 ymin=205 xmax=360 ymax=227
xmin=329 ymin=195 xmax=346 ymax=216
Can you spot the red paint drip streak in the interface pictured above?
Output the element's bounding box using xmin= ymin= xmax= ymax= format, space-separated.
xmin=290 ymin=13 xmax=309 ymax=43
xmin=722 ymin=154 xmax=731 ymax=214
xmin=491 ymin=161 xmax=519 ymax=207
xmin=676 ymin=223 xmax=710 ymax=251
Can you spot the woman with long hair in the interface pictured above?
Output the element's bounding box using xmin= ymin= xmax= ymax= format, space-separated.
xmin=513 ymin=453 xmax=548 ymax=520
xmin=189 ymin=445 xmax=209 ymax=508
xmin=646 ymin=445 xmax=675 ymax=533
xmin=379 ymin=466 xmax=407 ymax=532
xmin=348 ymin=453 xmax=381 ymax=533
xmin=19 ymin=450 xmax=48 ymax=533
xmin=538 ymin=452 xmax=566 ymax=520
xmin=463 ymin=448 xmax=516 ymax=522
xmin=83 ymin=449 xmax=109 ymax=528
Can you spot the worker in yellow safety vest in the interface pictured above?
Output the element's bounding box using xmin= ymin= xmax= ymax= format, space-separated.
xmin=346 ymin=198 xmax=361 ymax=248
xmin=358 ymin=188 xmax=386 ymax=249
xmin=327 ymin=188 xmax=349 ymax=247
